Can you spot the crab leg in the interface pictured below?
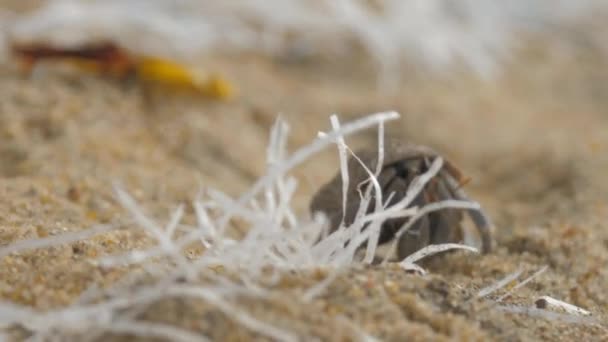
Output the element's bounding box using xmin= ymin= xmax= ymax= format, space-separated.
xmin=432 ymin=174 xmax=465 ymax=245
xmin=383 ymin=172 xmax=431 ymax=258
xmin=441 ymin=170 xmax=494 ymax=253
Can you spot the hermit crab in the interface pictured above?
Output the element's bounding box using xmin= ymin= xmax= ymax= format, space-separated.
xmin=310 ymin=140 xmax=493 ymax=260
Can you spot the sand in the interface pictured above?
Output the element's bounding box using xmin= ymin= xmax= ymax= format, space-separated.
xmin=1 ymin=24 xmax=608 ymax=341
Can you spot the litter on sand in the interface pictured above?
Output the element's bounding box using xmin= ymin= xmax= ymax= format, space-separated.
xmin=10 ymin=41 xmax=235 ymax=100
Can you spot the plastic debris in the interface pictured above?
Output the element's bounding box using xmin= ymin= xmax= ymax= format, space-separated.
xmin=10 ymin=41 xmax=234 ymax=99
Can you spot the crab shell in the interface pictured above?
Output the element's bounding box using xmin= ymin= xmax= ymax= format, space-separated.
xmin=310 ymin=140 xmax=493 ymax=259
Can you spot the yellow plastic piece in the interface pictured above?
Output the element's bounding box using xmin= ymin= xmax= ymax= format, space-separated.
xmin=199 ymin=74 xmax=235 ymax=99
xmin=136 ymin=57 xmax=235 ymax=99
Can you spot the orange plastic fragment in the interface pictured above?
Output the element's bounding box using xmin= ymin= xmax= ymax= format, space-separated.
xmin=11 ymin=42 xmax=134 ymax=76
